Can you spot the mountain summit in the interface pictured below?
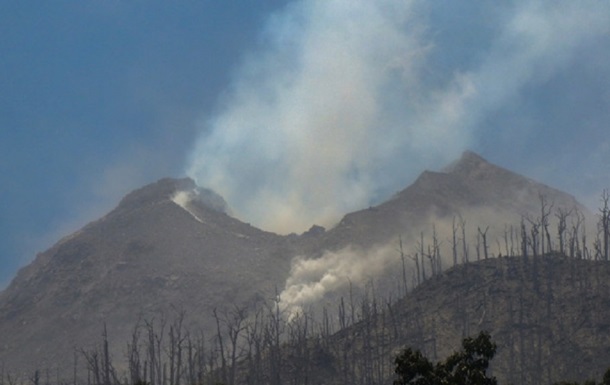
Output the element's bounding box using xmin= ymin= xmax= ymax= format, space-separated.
xmin=318 ymin=151 xmax=585 ymax=250
xmin=442 ymin=149 xmax=491 ymax=175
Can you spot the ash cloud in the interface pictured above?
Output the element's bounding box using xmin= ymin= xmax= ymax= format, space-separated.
xmin=187 ymin=0 xmax=610 ymax=234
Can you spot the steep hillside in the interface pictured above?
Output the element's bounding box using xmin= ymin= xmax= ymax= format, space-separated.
xmin=0 ymin=178 xmax=298 ymax=376
xmin=319 ymin=151 xmax=587 ymax=250
xmin=244 ymin=255 xmax=610 ymax=385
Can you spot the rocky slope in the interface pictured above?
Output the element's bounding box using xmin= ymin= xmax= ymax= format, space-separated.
xmin=319 ymin=151 xmax=587 ymax=251
xmin=0 ymin=178 xmax=299 ymax=376
xmin=291 ymin=255 xmax=610 ymax=385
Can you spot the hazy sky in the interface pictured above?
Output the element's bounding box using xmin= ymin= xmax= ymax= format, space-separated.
xmin=1 ymin=0 xmax=609 ymax=288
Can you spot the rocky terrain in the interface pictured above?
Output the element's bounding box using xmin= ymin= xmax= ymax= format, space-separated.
xmin=0 ymin=178 xmax=298 ymax=376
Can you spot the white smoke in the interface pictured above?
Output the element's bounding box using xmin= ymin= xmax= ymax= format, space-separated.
xmin=171 ymin=190 xmax=204 ymax=223
xmin=279 ymin=244 xmax=397 ymax=318
xmin=186 ymin=0 xmax=610 ymax=234
xmin=187 ymin=0 xmax=471 ymax=233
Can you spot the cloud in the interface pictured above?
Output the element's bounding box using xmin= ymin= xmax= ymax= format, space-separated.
xmin=186 ymin=0 xmax=610 ymax=234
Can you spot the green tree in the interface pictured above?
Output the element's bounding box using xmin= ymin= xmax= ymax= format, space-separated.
xmin=394 ymin=331 xmax=497 ymax=385
xmin=393 ymin=348 xmax=436 ymax=385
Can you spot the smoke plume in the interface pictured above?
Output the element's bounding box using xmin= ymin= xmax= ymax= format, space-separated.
xmin=187 ymin=0 xmax=610 ymax=234
xmin=279 ymin=244 xmax=397 ymax=318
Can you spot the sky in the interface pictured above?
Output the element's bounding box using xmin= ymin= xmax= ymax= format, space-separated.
xmin=1 ymin=0 xmax=609 ymax=289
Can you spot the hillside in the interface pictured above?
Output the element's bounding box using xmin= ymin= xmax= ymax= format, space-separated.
xmin=238 ymin=255 xmax=610 ymax=385
xmin=0 ymin=178 xmax=300 ymax=376
xmin=319 ymin=151 xmax=586 ymax=251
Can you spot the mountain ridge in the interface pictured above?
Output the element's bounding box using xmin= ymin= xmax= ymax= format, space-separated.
xmin=316 ymin=151 xmax=585 ymax=252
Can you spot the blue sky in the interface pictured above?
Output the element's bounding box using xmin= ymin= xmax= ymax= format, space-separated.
xmin=1 ymin=0 xmax=609 ymax=288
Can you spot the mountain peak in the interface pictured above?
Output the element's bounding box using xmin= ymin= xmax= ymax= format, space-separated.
xmin=115 ymin=178 xmax=229 ymax=214
xmin=442 ymin=150 xmax=490 ymax=175
xmin=116 ymin=177 xmax=196 ymax=210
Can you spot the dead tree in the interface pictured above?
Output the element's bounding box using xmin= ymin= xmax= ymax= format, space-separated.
xmin=287 ymin=310 xmax=313 ymax=385
xmin=460 ymin=218 xmax=469 ymax=264
xmin=503 ymin=225 xmax=510 ymax=257
xmin=265 ymin=290 xmax=284 ymax=385
xmin=80 ymin=348 xmax=101 ymax=385
xmin=418 ymin=232 xmax=427 ymax=281
xmin=527 ymin=217 xmax=540 ymax=258
xmin=245 ymin=310 xmax=264 ymax=385
xmin=185 ymin=330 xmax=206 ymax=385
xmin=226 ymin=306 xmax=248 ymax=385
xmin=478 ymin=226 xmax=489 ymax=260
xmin=569 ymin=212 xmax=583 ymax=259
xmin=476 ymin=230 xmax=481 ymax=261
xmin=426 ymin=245 xmax=435 ymax=278
xmin=520 ymin=218 xmax=529 ymax=261
xmin=102 ymin=323 xmax=111 ymax=385
xmin=145 ymin=316 xmax=166 ymax=385
xmin=410 ymin=252 xmax=421 ymax=287
xmin=582 ymin=220 xmax=589 ymax=260
xmin=127 ymin=320 xmax=143 ymax=385
xmin=539 ymin=194 xmax=553 ymax=254
xmin=600 ymin=189 xmax=610 ymax=261
xmin=594 ymin=230 xmax=603 ymax=261
xmin=452 ymin=216 xmax=459 ymax=267
xmin=212 ymin=308 xmax=228 ymax=385
xmin=397 ymin=236 xmax=408 ymax=296
xmin=432 ymin=224 xmax=442 ymax=274
xmin=80 ymin=324 xmax=120 ymax=385
xmin=555 ymin=207 xmax=572 ymax=256
xmin=168 ymin=311 xmax=186 ymax=385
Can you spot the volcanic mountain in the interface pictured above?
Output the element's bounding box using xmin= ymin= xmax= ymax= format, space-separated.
xmin=319 ymin=151 xmax=586 ymax=250
xmin=0 ymin=151 xmax=592 ymax=378
xmin=0 ymin=178 xmax=300 ymax=376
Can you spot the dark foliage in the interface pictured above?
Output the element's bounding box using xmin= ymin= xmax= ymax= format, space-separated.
xmin=394 ymin=331 xmax=497 ymax=385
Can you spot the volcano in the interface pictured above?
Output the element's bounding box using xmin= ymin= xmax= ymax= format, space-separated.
xmin=0 ymin=152 xmax=593 ymax=378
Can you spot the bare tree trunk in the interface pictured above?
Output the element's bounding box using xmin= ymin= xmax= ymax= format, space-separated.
xmin=452 ymin=216 xmax=458 ymax=267
xmin=102 ymin=323 xmax=111 ymax=385
xmin=212 ymin=308 xmax=228 ymax=385
xmin=504 ymin=225 xmax=510 ymax=257
xmin=539 ymin=193 xmax=553 ymax=255
xmin=410 ymin=253 xmax=420 ymax=287
xmin=478 ymin=226 xmax=489 ymax=260
xmin=168 ymin=311 xmax=185 ymax=385
xmin=128 ymin=320 xmax=142 ymax=384
xmin=398 ymin=236 xmax=408 ymax=296
xmin=432 ymin=224 xmax=442 ymax=274
xmin=521 ymin=218 xmax=529 ymax=261
xmin=460 ymin=218 xmax=469 ymax=264
xmin=555 ymin=207 xmax=572 ymax=256
xmin=476 ymin=231 xmax=481 ymax=261
xmin=227 ymin=306 xmax=247 ymax=385
xmin=419 ymin=232 xmax=427 ymax=281
xmin=145 ymin=321 xmax=156 ymax=385
xmin=600 ymin=190 xmax=610 ymax=261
